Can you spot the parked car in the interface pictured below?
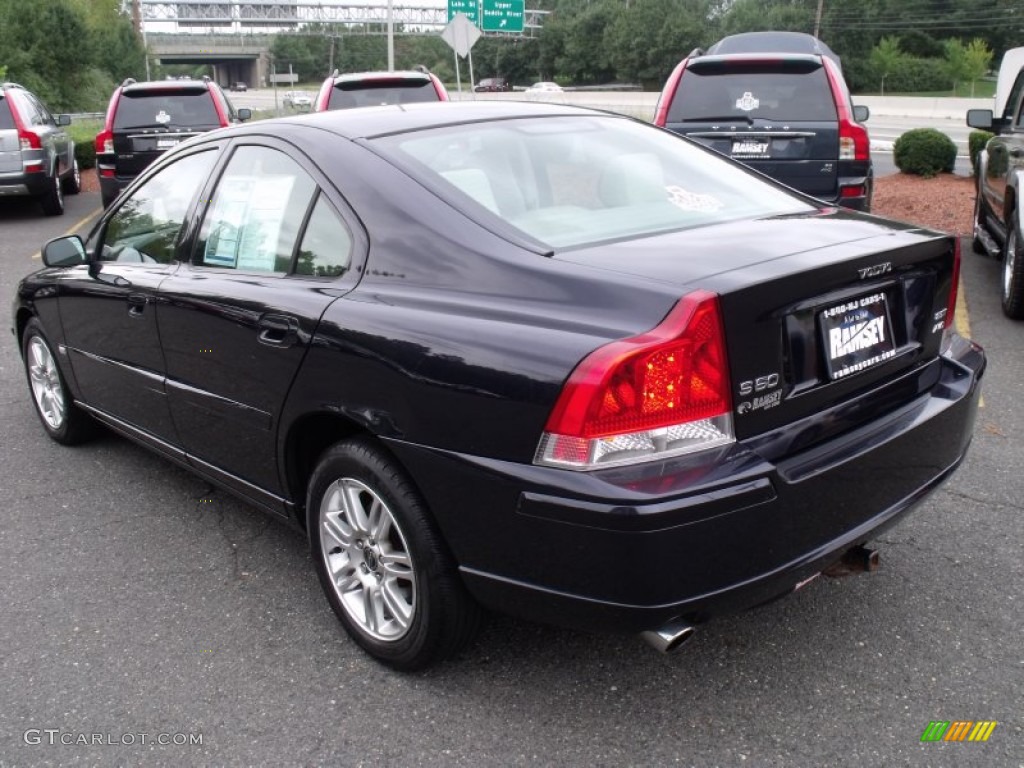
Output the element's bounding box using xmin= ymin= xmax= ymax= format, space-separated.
xmin=0 ymin=81 xmax=79 ymax=216
xmin=314 ymin=70 xmax=448 ymax=111
xmin=15 ymin=102 xmax=983 ymax=670
xmin=966 ymin=46 xmax=1024 ymax=318
xmin=526 ymin=81 xmax=563 ymax=93
xmin=474 ymin=77 xmax=510 ymax=93
xmin=654 ymin=33 xmax=872 ymax=212
xmin=230 ymin=81 xmax=248 ymax=92
xmin=95 ymin=77 xmax=251 ymax=208
xmin=283 ymin=90 xmax=313 ymax=110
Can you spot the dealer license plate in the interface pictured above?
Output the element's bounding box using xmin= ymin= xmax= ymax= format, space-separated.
xmin=819 ymin=292 xmax=896 ymax=380
xmin=732 ymin=140 xmax=769 ymax=156
xmin=157 ymin=138 xmax=180 ymax=149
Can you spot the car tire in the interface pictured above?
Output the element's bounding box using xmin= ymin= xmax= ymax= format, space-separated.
xmin=22 ymin=319 xmax=95 ymax=445
xmin=307 ymin=438 xmax=481 ymax=670
xmin=972 ymin=188 xmax=988 ymax=255
xmin=39 ymin=165 xmax=65 ymax=216
xmin=62 ymin=158 xmax=81 ymax=195
xmin=1001 ymin=213 xmax=1024 ymax=319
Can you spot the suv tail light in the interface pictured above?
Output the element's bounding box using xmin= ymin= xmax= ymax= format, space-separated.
xmin=18 ymin=129 xmax=41 ymax=151
xmin=95 ymin=129 xmax=113 ymax=154
xmin=535 ymin=291 xmax=734 ymax=470
xmin=653 ymin=59 xmax=688 ymax=127
xmin=941 ymin=239 xmax=961 ymax=352
xmin=838 ymin=117 xmax=869 ymax=161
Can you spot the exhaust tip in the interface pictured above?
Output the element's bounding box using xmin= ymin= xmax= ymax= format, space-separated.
xmin=640 ymin=621 xmax=696 ymax=654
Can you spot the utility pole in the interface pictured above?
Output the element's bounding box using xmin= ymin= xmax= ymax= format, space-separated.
xmin=387 ymin=0 xmax=395 ymax=71
xmin=813 ymin=0 xmax=824 ymax=38
xmin=132 ymin=0 xmax=151 ymax=81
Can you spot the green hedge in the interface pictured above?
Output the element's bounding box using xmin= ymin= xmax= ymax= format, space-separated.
xmin=894 ymin=128 xmax=957 ymax=177
xmin=969 ymin=130 xmax=994 ymax=177
xmin=67 ymin=120 xmax=101 ymax=170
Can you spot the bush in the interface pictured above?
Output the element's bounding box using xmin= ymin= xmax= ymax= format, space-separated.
xmin=969 ymin=129 xmax=994 ymax=177
xmin=68 ymin=120 xmax=102 ymax=170
xmin=893 ymin=128 xmax=957 ymax=177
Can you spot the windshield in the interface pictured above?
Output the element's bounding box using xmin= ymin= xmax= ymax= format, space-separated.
xmin=114 ymin=90 xmax=220 ymax=130
xmin=374 ymin=116 xmax=812 ymax=249
xmin=668 ymin=61 xmax=837 ymax=123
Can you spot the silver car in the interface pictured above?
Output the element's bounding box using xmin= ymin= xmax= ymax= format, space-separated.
xmin=0 ymin=82 xmax=79 ymax=216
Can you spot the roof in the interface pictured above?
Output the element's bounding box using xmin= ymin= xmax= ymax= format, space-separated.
xmin=706 ymin=31 xmax=842 ymax=70
xmin=258 ymin=100 xmax=612 ymax=140
xmin=122 ymin=80 xmax=213 ymax=94
xmin=332 ymin=70 xmax=433 ymax=83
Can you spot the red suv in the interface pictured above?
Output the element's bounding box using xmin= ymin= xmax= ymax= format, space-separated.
xmin=96 ymin=77 xmax=250 ymax=208
xmin=654 ymin=33 xmax=872 ymax=211
xmin=315 ymin=70 xmax=448 ymax=111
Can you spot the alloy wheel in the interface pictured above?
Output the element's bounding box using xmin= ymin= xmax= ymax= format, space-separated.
xmin=27 ymin=336 xmax=66 ymax=430
xmin=319 ymin=478 xmax=416 ymax=642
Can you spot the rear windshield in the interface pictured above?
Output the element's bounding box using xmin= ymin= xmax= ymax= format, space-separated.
xmin=374 ymin=116 xmax=812 ymax=250
xmin=668 ymin=61 xmax=837 ymax=123
xmin=0 ymin=96 xmax=14 ymax=130
xmin=114 ymin=89 xmax=220 ymax=131
xmin=328 ymin=79 xmax=437 ymax=110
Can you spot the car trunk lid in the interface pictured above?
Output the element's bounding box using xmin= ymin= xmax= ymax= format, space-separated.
xmin=112 ymin=87 xmax=219 ymax=177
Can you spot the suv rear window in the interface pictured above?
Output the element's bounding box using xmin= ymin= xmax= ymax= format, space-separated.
xmin=329 ymin=79 xmax=437 ymax=109
xmin=0 ymin=96 xmax=14 ymax=130
xmin=668 ymin=60 xmax=837 ymax=123
xmin=114 ymin=89 xmax=220 ymax=130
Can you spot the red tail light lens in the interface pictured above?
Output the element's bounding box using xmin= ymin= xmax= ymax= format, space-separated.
xmin=18 ymin=129 xmax=41 ymax=151
xmin=838 ymin=119 xmax=869 ymax=161
xmin=95 ymin=130 xmax=113 ymax=154
xmin=535 ymin=291 xmax=734 ymax=470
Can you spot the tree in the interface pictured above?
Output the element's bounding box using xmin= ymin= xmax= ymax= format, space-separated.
xmin=962 ymin=38 xmax=992 ymax=97
xmin=943 ymin=38 xmax=969 ymax=95
xmin=869 ymin=36 xmax=904 ymax=95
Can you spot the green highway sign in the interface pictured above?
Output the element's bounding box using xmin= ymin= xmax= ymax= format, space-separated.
xmin=481 ymin=0 xmax=524 ymax=32
xmin=447 ymin=0 xmax=479 ymax=24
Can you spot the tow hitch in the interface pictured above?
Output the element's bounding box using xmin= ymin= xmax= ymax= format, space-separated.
xmin=823 ymin=545 xmax=881 ymax=578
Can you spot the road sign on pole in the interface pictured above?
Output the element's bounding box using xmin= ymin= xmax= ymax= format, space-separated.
xmin=447 ymin=0 xmax=479 ymax=25
xmin=441 ymin=13 xmax=482 ymax=59
xmin=481 ymin=0 xmax=524 ymax=32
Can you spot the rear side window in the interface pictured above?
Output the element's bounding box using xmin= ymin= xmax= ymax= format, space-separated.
xmin=328 ymin=79 xmax=437 ymax=109
xmin=114 ymin=90 xmax=220 ymax=130
xmin=668 ymin=61 xmax=837 ymax=122
xmin=0 ymin=97 xmax=14 ymax=130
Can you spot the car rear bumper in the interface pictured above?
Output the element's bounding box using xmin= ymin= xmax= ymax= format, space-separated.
xmin=384 ymin=336 xmax=984 ymax=635
xmin=0 ymin=169 xmax=50 ymax=196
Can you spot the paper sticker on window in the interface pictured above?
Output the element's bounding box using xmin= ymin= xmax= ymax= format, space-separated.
xmin=665 ymin=185 xmax=724 ymax=213
xmin=155 ymin=110 xmax=171 ymax=124
xmin=204 ymin=176 xmax=295 ymax=271
xmin=735 ymin=92 xmax=759 ymax=112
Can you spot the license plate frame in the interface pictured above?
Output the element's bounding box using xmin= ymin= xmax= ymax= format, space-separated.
xmin=156 ymin=138 xmax=180 ymax=149
xmin=731 ymin=139 xmax=770 ymax=157
xmin=819 ymin=292 xmax=897 ymax=380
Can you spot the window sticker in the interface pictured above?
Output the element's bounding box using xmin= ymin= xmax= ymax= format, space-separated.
xmin=204 ymin=176 xmax=295 ymax=271
xmin=735 ymin=92 xmax=760 ymax=112
xmin=155 ymin=110 xmax=171 ymax=124
xmin=665 ymin=185 xmax=724 ymax=213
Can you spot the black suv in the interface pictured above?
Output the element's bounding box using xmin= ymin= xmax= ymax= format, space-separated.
xmin=474 ymin=78 xmax=510 ymax=93
xmin=654 ymin=32 xmax=873 ymax=211
xmin=96 ymin=78 xmax=250 ymax=208
xmin=0 ymin=82 xmax=80 ymax=216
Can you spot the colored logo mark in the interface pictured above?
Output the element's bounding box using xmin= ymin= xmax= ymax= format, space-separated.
xmin=920 ymin=721 xmax=997 ymax=742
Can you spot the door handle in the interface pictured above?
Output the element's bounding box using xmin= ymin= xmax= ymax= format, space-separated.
xmin=127 ymin=292 xmax=148 ymax=317
xmin=257 ymin=314 xmax=299 ymax=348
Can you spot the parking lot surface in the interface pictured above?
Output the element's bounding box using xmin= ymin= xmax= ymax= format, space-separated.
xmin=0 ymin=190 xmax=1020 ymax=766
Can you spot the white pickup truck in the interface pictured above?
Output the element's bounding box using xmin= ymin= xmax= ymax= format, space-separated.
xmin=967 ymin=47 xmax=1024 ymax=317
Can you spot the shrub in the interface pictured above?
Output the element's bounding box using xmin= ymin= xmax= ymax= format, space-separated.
xmin=68 ymin=120 xmax=102 ymax=170
xmin=893 ymin=128 xmax=957 ymax=177
xmin=969 ymin=129 xmax=994 ymax=177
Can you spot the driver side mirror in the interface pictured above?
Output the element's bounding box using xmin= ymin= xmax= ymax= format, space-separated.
xmin=41 ymin=235 xmax=88 ymax=267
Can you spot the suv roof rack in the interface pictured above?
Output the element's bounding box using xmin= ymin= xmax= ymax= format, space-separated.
xmin=122 ymin=77 xmax=136 ymax=87
xmin=1 ymin=82 xmax=25 ymax=90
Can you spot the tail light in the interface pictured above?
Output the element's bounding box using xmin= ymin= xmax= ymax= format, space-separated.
xmin=535 ymin=291 xmax=734 ymax=470
xmin=95 ymin=129 xmax=113 ymax=154
xmin=941 ymin=239 xmax=961 ymax=352
xmin=18 ymin=129 xmax=41 ymax=151
xmin=653 ymin=59 xmax=687 ymax=127
xmin=838 ymin=118 xmax=869 ymax=161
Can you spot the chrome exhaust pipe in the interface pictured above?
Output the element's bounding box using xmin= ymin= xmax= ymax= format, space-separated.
xmin=641 ymin=620 xmax=696 ymax=654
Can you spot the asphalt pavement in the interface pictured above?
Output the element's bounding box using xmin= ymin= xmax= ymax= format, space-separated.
xmin=0 ymin=187 xmax=1020 ymax=767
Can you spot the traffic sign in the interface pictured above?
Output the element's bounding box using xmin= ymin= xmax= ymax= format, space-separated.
xmin=482 ymin=0 xmax=524 ymax=32
xmin=447 ymin=0 xmax=479 ymax=25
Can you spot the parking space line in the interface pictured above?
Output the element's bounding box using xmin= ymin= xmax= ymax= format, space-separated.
xmin=954 ymin=278 xmax=983 ymax=407
xmin=30 ymin=208 xmax=101 ymax=260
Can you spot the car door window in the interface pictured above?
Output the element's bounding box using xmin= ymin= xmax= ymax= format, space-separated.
xmin=196 ymin=145 xmax=316 ymax=273
xmin=100 ymin=150 xmax=217 ymax=264
xmin=295 ymin=194 xmax=352 ymax=278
